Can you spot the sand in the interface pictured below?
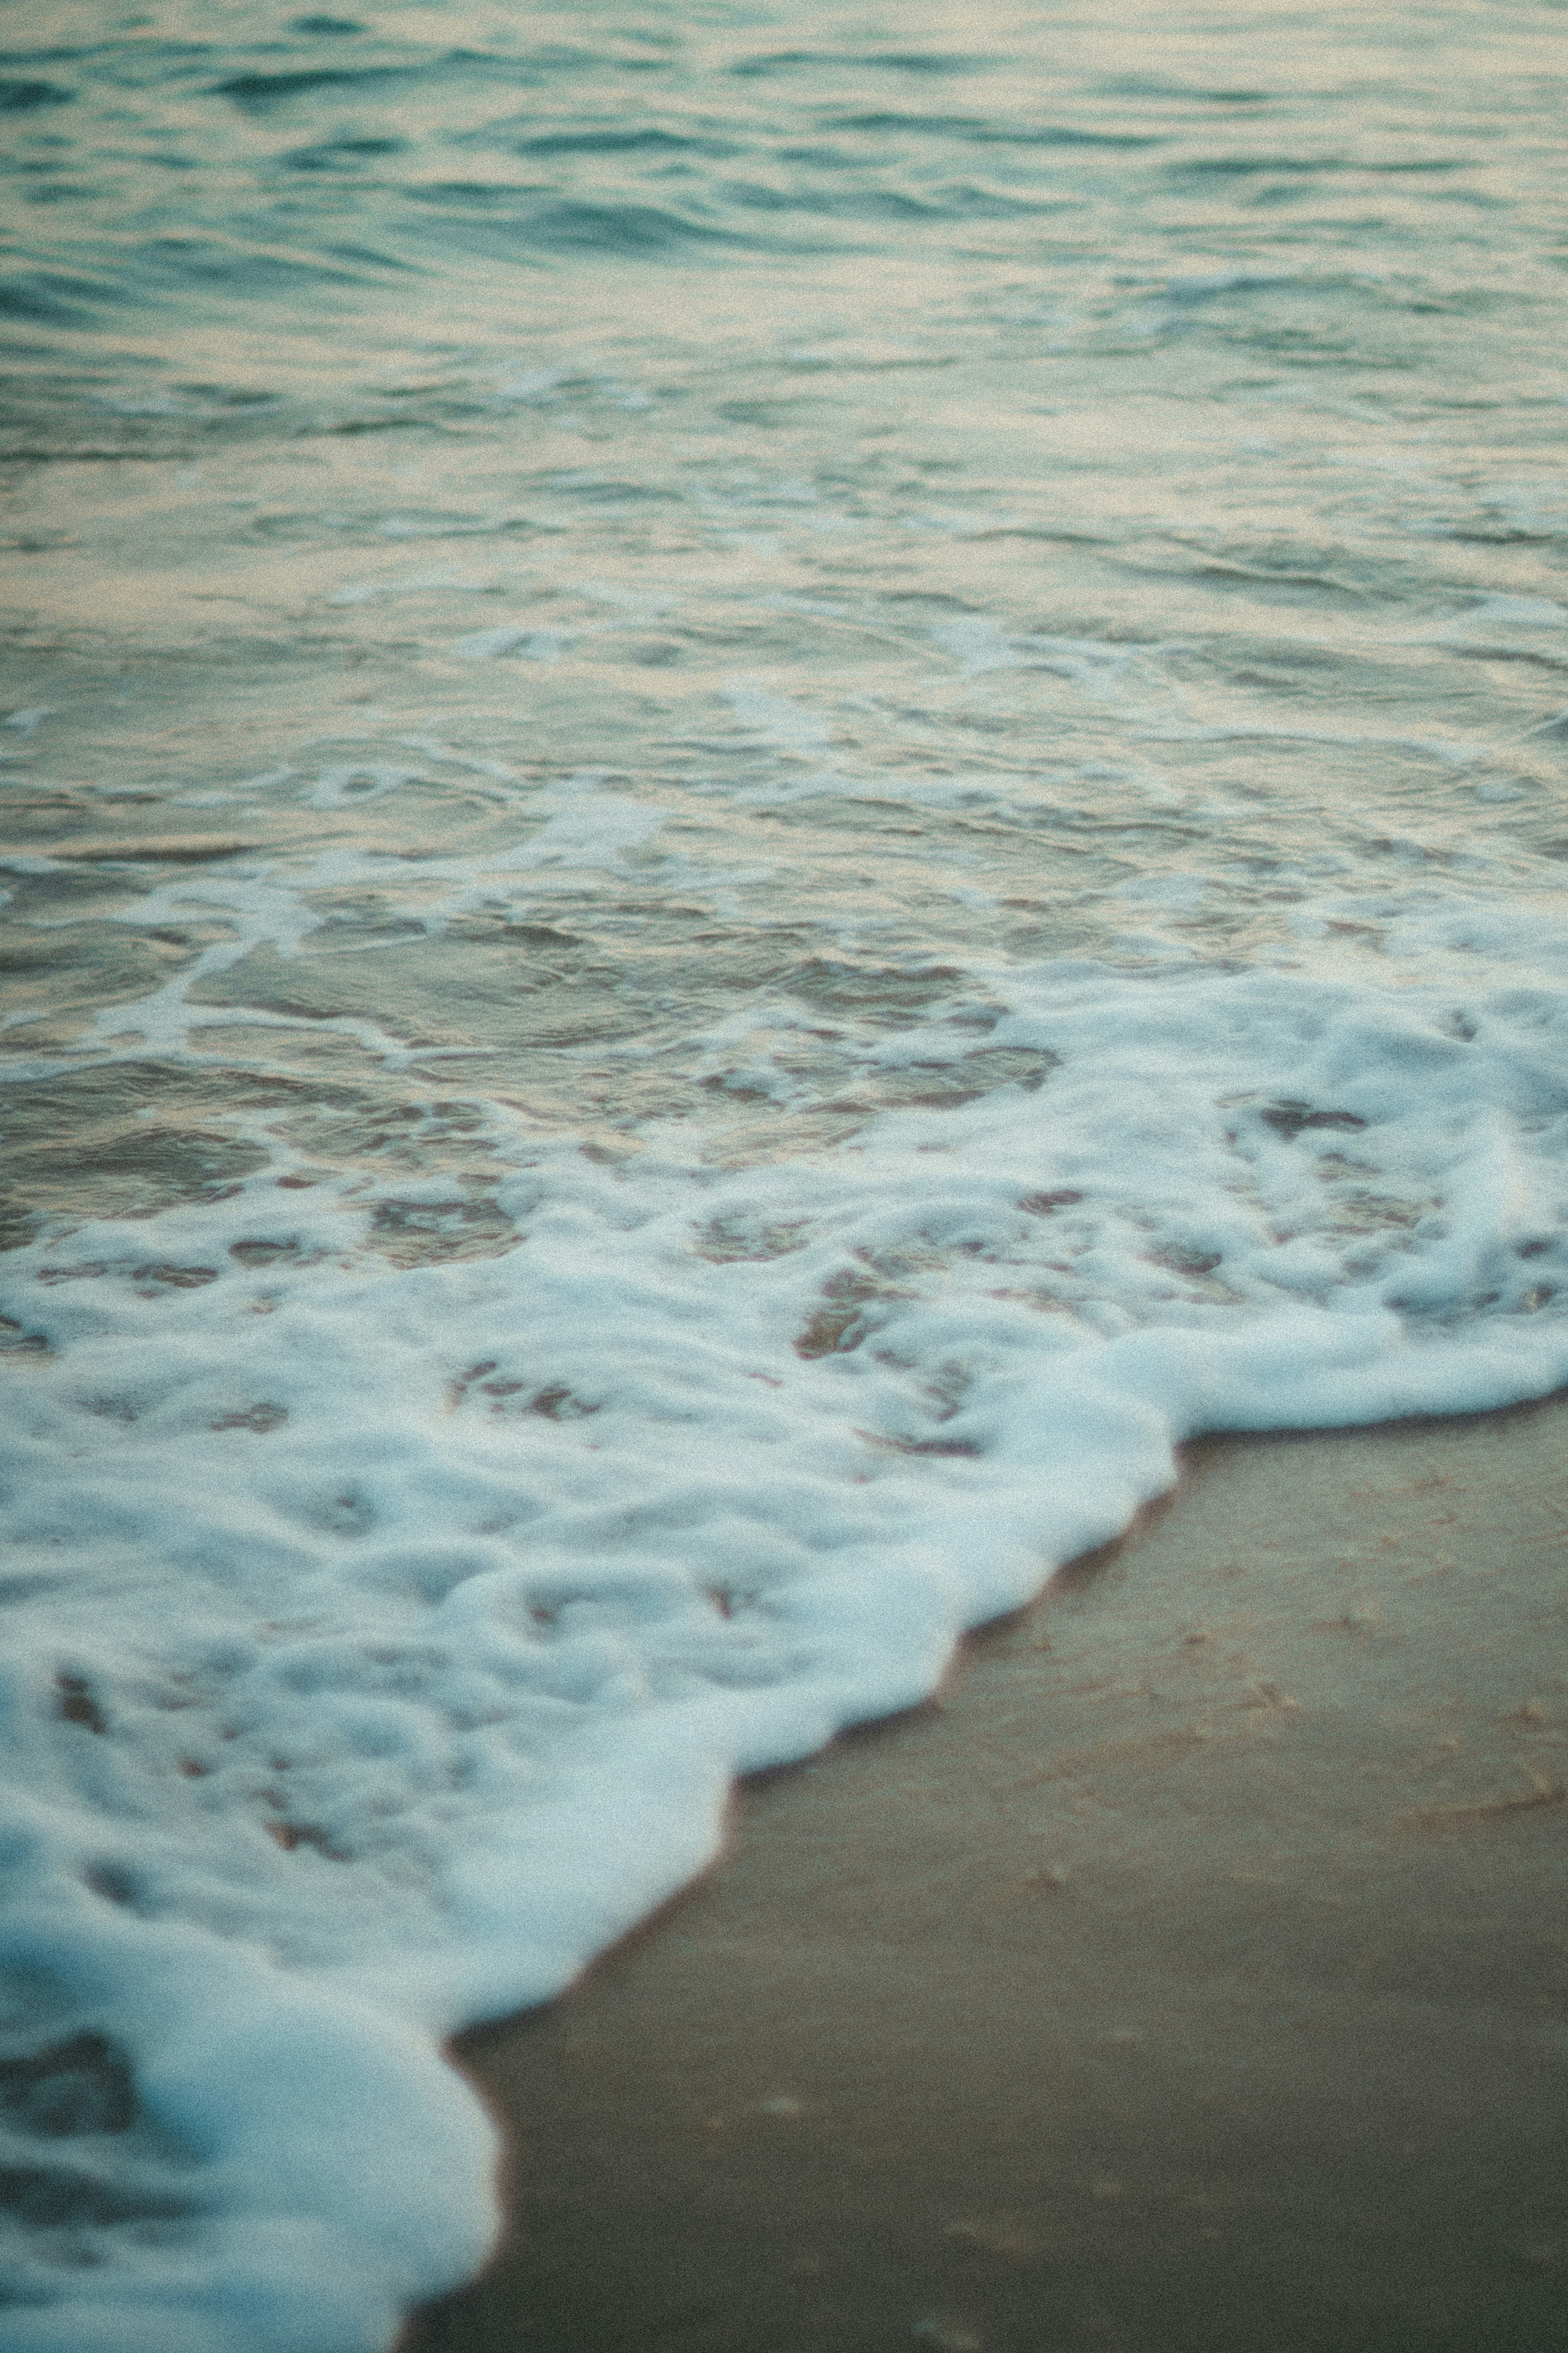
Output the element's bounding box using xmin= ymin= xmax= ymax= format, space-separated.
xmin=404 ymin=1398 xmax=1568 ymax=2353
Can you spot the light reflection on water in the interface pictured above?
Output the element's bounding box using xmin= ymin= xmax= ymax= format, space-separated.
xmin=2 ymin=8 xmax=1568 ymax=2340
xmin=0 ymin=0 xmax=1565 ymax=1381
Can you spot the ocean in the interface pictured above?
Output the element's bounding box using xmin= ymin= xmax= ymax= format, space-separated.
xmin=2 ymin=1 xmax=1566 ymax=2344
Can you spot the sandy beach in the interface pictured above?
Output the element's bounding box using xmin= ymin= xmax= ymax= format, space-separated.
xmin=403 ymin=1396 xmax=1568 ymax=2353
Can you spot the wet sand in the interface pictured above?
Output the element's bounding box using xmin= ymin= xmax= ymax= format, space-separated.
xmin=405 ymin=1399 xmax=1568 ymax=2353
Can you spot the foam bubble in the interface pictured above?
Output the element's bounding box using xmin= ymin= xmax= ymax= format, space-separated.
xmin=2 ymin=897 xmax=1566 ymax=2343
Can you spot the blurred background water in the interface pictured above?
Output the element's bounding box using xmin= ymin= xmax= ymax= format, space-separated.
xmin=3 ymin=0 xmax=1566 ymax=1248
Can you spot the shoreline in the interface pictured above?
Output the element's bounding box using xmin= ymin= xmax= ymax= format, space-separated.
xmin=407 ymin=1396 xmax=1568 ymax=2353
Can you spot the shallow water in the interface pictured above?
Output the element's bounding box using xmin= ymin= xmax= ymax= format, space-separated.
xmin=2 ymin=3 xmax=1567 ymax=2346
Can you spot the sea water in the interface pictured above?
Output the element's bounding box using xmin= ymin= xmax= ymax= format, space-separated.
xmin=2 ymin=0 xmax=1567 ymax=2342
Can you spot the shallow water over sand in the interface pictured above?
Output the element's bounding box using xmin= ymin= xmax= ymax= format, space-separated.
xmin=2 ymin=4 xmax=1567 ymax=2346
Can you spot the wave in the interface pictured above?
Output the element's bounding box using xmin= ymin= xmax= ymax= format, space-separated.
xmin=2 ymin=906 xmax=1566 ymax=2345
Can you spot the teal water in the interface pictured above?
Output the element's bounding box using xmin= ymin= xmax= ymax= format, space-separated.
xmin=5 ymin=2 xmax=1568 ymax=1234
xmin=2 ymin=7 xmax=1567 ymax=2349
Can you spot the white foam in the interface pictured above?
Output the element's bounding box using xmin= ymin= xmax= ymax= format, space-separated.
xmin=2 ymin=904 xmax=1567 ymax=2346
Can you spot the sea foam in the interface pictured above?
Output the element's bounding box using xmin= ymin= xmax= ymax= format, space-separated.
xmin=1 ymin=906 xmax=1565 ymax=2347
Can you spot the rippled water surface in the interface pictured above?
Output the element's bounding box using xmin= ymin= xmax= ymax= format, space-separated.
xmin=5 ymin=0 xmax=1567 ymax=1233
xmin=2 ymin=4 xmax=1567 ymax=2346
